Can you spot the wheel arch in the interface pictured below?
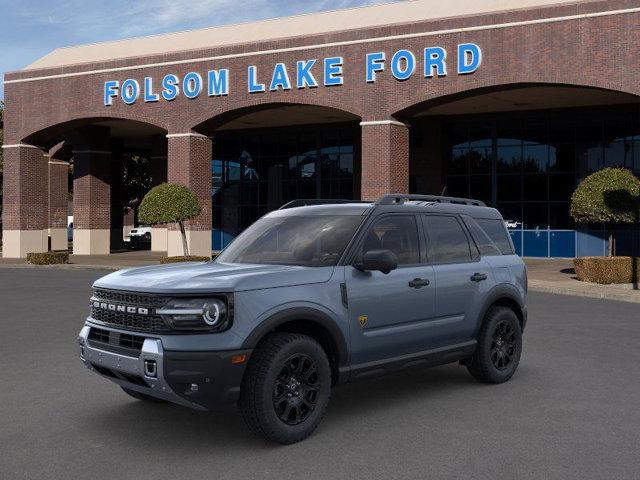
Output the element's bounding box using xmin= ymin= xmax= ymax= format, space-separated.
xmin=476 ymin=286 xmax=526 ymax=335
xmin=241 ymin=307 xmax=349 ymax=385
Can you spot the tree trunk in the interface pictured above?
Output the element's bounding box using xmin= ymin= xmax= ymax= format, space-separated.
xmin=608 ymin=233 xmax=614 ymax=257
xmin=178 ymin=221 xmax=189 ymax=257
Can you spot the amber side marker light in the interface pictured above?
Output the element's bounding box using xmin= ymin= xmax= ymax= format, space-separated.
xmin=231 ymin=354 xmax=247 ymax=364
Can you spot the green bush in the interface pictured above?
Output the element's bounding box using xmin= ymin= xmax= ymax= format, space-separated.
xmin=27 ymin=251 xmax=69 ymax=265
xmin=574 ymin=256 xmax=640 ymax=284
xmin=139 ymin=183 xmax=202 ymax=256
xmin=159 ymin=255 xmax=210 ymax=264
xmin=570 ymin=168 xmax=640 ymax=224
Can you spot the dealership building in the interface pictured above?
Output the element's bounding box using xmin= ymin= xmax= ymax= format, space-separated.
xmin=3 ymin=0 xmax=640 ymax=258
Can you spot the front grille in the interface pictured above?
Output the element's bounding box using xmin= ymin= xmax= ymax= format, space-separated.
xmin=87 ymin=327 xmax=147 ymax=355
xmin=90 ymin=308 xmax=168 ymax=332
xmin=90 ymin=288 xmax=169 ymax=332
xmin=93 ymin=289 xmax=166 ymax=308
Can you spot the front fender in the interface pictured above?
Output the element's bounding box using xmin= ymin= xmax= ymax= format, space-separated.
xmin=240 ymin=303 xmax=349 ymax=368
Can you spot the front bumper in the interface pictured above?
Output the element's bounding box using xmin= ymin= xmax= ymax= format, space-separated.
xmin=78 ymin=325 xmax=251 ymax=411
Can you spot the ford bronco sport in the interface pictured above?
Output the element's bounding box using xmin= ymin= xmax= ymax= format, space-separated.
xmin=78 ymin=194 xmax=527 ymax=444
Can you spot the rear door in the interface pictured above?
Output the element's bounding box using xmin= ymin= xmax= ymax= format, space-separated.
xmin=345 ymin=214 xmax=436 ymax=365
xmin=422 ymin=214 xmax=492 ymax=345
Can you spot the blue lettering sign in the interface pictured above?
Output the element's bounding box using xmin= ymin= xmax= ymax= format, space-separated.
xmin=248 ymin=66 xmax=265 ymax=93
xmin=161 ymin=74 xmax=179 ymax=101
xmin=366 ymin=52 xmax=385 ymax=83
xmin=183 ymin=72 xmax=203 ymax=99
xmin=104 ymin=80 xmax=119 ymax=106
xmin=457 ymin=43 xmax=482 ymax=74
xmin=121 ymin=79 xmax=140 ymax=104
xmin=208 ymin=69 xmax=229 ymax=96
xmin=324 ymin=57 xmax=343 ymax=86
xmin=424 ymin=47 xmax=447 ymax=77
xmin=296 ymin=60 xmax=318 ymax=89
xmin=390 ymin=50 xmax=415 ymax=81
xmin=144 ymin=77 xmax=159 ymax=102
xmin=270 ymin=63 xmax=292 ymax=91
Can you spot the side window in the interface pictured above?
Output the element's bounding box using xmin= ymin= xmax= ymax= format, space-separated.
xmin=423 ymin=215 xmax=472 ymax=264
xmin=476 ymin=218 xmax=515 ymax=254
xmin=360 ymin=215 xmax=420 ymax=265
xmin=462 ymin=216 xmax=501 ymax=256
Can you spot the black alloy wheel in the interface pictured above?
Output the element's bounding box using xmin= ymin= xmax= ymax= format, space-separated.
xmin=466 ymin=306 xmax=522 ymax=384
xmin=272 ymin=353 xmax=320 ymax=425
xmin=490 ymin=319 xmax=516 ymax=370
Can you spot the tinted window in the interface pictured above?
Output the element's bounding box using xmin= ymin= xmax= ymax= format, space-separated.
xmin=462 ymin=216 xmax=501 ymax=256
xmin=360 ymin=216 xmax=420 ymax=265
xmin=476 ymin=218 xmax=515 ymax=254
xmin=216 ymin=215 xmax=362 ymax=267
xmin=423 ymin=215 xmax=472 ymax=263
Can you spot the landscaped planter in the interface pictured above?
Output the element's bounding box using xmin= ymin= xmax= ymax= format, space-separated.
xmin=573 ymin=256 xmax=640 ymax=284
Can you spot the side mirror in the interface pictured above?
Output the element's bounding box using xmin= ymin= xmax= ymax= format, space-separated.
xmin=355 ymin=249 xmax=398 ymax=274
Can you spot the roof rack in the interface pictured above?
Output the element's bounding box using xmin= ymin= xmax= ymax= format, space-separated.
xmin=375 ymin=194 xmax=486 ymax=207
xmin=279 ymin=199 xmax=369 ymax=209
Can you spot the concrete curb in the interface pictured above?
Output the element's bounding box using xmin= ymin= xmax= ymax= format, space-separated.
xmin=528 ymin=280 xmax=640 ymax=304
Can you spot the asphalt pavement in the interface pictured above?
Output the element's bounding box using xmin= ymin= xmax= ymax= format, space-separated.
xmin=1 ymin=268 xmax=639 ymax=480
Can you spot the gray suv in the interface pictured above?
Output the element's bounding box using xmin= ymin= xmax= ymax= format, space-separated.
xmin=78 ymin=194 xmax=527 ymax=444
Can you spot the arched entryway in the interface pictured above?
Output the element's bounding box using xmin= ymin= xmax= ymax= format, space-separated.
xmin=397 ymin=84 xmax=640 ymax=257
xmin=3 ymin=117 xmax=167 ymax=257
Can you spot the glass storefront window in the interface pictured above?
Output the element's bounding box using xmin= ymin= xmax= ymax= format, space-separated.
xmin=444 ymin=105 xmax=640 ymax=237
xmin=212 ymin=123 xmax=358 ymax=248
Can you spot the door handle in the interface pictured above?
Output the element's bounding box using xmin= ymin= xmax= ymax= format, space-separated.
xmin=409 ymin=278 xmax=430 ymax=288
xmin=470 ymin=272 xmax=488 ymax=282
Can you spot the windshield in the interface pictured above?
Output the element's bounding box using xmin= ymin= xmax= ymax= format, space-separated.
xmin=216 ymin=215 xmax=363 ymax=267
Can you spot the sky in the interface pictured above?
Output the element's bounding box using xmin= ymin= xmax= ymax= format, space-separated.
xmin=0 ymin=0 xmax=400 ymax=100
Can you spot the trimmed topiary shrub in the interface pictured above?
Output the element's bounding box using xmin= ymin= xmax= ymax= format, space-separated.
xmin=159 ymin=255 xmax=210 ymax=264
xmin=139 ymin=183 xmax=202 ymax=257
xmin=27 ymin=251 xmax=70 ymax=265
xmin=574 ymin=256 xmax=640 ymax=284
xmin=570 ymin=168 xmax=640 ymax=256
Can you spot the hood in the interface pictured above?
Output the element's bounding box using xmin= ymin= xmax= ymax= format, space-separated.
xmin=93 ymin=261 xmax=335 ymax=294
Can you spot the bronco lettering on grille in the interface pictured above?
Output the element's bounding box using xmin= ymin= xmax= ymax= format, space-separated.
xmin=92 ymin=300 xmax=149 ymax=315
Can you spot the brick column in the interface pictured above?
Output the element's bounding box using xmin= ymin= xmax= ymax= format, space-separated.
xmin=150 ymin=134 xmax=168 ymax=252
xmin=166 ymin=133 xmax=212 ymax=257
xmin=48 ymin=159 xmax=69 ymax=251
xmin=360 ymin=120 xmax=410 ymax=201
xmin=2 ymin=144 xmax=49 ymax=258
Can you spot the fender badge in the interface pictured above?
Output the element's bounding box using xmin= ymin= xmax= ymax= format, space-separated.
xmin=358 ymin=315 xmax=368 ymax=327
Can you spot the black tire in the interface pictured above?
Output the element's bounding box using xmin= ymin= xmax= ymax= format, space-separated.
xmin=121 ymin=387 xmax=165 ymax=402
xmin=239 ymin=333 xmax=331 ymax=444
xmin=467 ymin=306 xmax=522 ymax=384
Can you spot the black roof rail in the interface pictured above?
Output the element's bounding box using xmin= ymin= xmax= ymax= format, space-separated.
xmin=375 ymin=194 xmax=486 ymax=207
xmin=279 ymin=199 xmax=369 ymax=210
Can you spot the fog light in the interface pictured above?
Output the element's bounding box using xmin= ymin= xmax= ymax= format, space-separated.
xmin=79 ymin=346 xmax=85 ymax=361
xmin=144 ymin=360 xmax=157 ymax=378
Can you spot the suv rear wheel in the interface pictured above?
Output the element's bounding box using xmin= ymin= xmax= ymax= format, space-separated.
xmin=239 ymin=332 xmax=331 ymax=444
xmin=467 ymin=306 xmax=522 ymax=383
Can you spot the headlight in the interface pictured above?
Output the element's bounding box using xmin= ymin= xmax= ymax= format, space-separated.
xmin=157 ymin=297 xmax=230 ymax=332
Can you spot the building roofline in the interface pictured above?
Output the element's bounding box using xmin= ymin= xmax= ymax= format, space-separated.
xmin=18 ymin=0 xmax=599 ymax=72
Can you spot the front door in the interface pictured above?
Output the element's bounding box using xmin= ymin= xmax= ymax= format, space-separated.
xmin=345 ymin=214 xmax=436 ymax=366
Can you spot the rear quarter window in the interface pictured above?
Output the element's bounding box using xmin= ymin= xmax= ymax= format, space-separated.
xmin=475 ymin=218 xmax=515 ymax=255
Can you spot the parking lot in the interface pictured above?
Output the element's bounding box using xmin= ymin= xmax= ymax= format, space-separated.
xmin=1 ymin=268 xmax=639 ymax=480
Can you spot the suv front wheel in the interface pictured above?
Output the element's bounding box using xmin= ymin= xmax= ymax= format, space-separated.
xmin=467 ymin=306 xmax=522 ymax=384
xmin=239 ymin=332 xmax=331 ymax=444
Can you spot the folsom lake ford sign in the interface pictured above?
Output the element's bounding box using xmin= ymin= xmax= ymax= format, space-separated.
xmin=103 ymin=43 xmax=482 ymax=106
